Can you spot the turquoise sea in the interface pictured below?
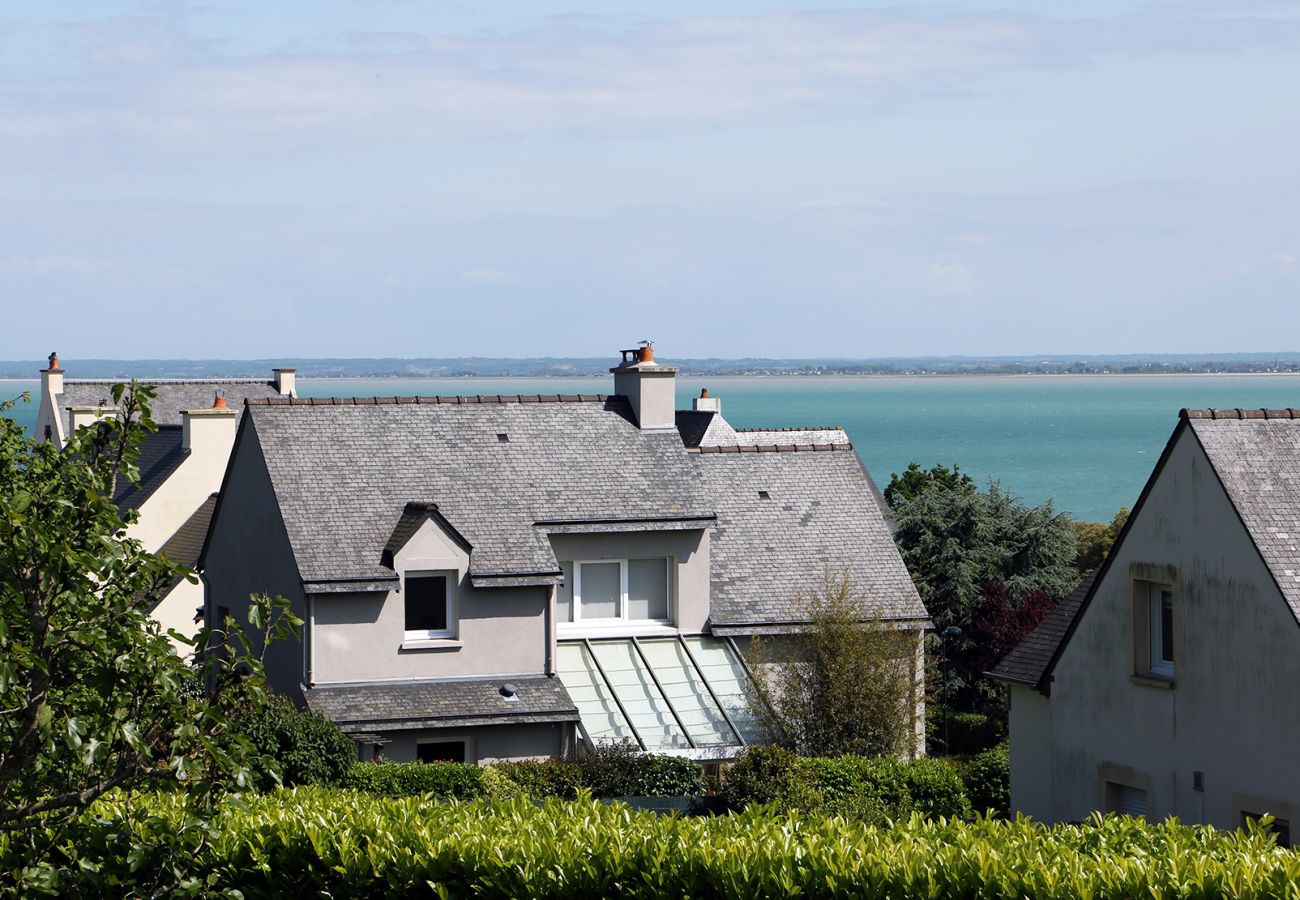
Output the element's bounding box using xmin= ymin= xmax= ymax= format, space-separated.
xmin=6 ymin=374 xmax=1300 ymax=523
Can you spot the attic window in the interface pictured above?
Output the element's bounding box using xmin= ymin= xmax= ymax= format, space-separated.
xmin=497 ymin=433 xmax=510 ymax=442
xmin=757 ymin=491 xmax=770 ymax=500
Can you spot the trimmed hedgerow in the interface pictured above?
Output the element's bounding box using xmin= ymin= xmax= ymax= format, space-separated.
xmin=12 ymin=787 xmax=1300 ymax=897
xmin=344 ymin=761 xmax=490 ymax=799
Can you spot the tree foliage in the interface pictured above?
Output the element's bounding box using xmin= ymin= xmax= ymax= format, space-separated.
xmin=1069 ymin=506 xmax=1130 ymax=573
xmin=748 ymin=574 xmax=918 ymax=758
xmin=0 ymin=385 xmax=297 ymax=858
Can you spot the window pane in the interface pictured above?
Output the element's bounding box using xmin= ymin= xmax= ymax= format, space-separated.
xmin=579 ymin=562 xmax=620 ymax=619
xmin=1160 ymin=591 xmax=1174 ymax=663
xmin=557 ymin=561 xmax=574 ymax=623
xmin=405 ymin=576 xmax=448 ymax=633
xmin=417 ymin=741 xmax=465 ymax=763
xmin=628 ymin=558 xmax=669 ymax=620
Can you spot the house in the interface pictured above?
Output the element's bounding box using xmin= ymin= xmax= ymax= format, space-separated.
xmin=200 ymin=344 xmax=929 ymax=764
xmin=991 ymin=407 xmax=1300 ymax=841
xmin=34 ymin=353 xmax=296 ymax=648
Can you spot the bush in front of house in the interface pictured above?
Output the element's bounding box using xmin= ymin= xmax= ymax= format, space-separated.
xmin=724 ymin=747 xmax=971 ymax=823
xmin=576 ymin=741 xmax=708 ymax=798
xmin=231 ymin=696 xmax=357 ymax=789
xmin=963 ymin=745 xmax=1010 ymax=818
xmin=345 ymin=761 xmax=491 ymax=799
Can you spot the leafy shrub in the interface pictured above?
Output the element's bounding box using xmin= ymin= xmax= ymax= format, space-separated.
xmin=577 ymin=742 xmax=707 ymax=798
xmin=493 ymin=759 xmax=583 ymax=800
xmin=726 ymin=748 xmax=970 ymax=822
xmin=231 ymin=696 xmax=356 ymax=788
xmin=17 ymin=787 xmax=1300 ymax=897
xmin=723 ymin=744 xmax=798 ymax=808
xmin=943 ymin=711 xmax=1008 ymax=756
xmin=345 ymin=761 xmax=487 ymax=799
xmin=964 ymin=745 xmax=1010 ymax=818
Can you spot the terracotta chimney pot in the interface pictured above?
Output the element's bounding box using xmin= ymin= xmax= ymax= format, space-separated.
xmin=47 ymin=351 xmax=59 ymax=370
xmin=212 ymin=392 xmax=228 ymax=410
xmin=638 ymin=342 xmax=655 ymax=363
xmin=700 ymin=388 xmax=709 ymax=398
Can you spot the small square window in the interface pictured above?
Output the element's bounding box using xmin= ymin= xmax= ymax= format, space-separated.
xmin=757 ymin=490 xmax=771 ymax=500
xmin=1105 ymin=781 xmax=1149 ymax=818
xmin=1148 ymin=584 xmax=1174 ymax=677
xmin=404 ymin=574 xmax=453 ymax=639
xmin=1243 ymin=811 xmax=1292 ymax=848
xmin=497 ymin=433 xmax=510 ymax=442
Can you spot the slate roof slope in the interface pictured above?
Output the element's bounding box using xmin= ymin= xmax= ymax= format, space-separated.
xmin=156 ymin=493 xmax=219 ymax=595
xmin=112 ymin=426 xmax=187 ymax=512
xmin=695 ymin=447 xmax=927 ymax=630
xmin=247 ymin=397 xmax=713 ymax=586
xmin=1184 ymin=410 xmax=1300 ymax=621
xmin=305 ymin=675 xmax=578 ymax=732
xmin=731 ymin=426 xmax=851 ymax=446
xmin=58 ymin=379 xmax=281 ymax=429
xmin=989 ymin=571 xmax=1097 ymax=688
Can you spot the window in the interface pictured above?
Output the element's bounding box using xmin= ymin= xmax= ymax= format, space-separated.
xmin=1105 ymin=781 xmax=1149 ymax=818
xmin=1148 ymin=584 xmax=1174 ymax=676
xmin=404 ymin=573 xmax=454 ymax=639
xmin=556 ymin=558 xmax=671 ymax=624
xmin=417 ymin=740 xmax=467 ymax=764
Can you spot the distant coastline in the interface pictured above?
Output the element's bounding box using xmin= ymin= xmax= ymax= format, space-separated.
xmin=2 ymin=352 xmax=1299 ymax=380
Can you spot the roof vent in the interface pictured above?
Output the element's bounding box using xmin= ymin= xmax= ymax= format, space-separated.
xmin=499 ymin=683 xmax=519 ymax=701
xmin=497 ymin=433 xmax=510 ymax=443
xmin=757 ymin=490 xmax=770 ymax=500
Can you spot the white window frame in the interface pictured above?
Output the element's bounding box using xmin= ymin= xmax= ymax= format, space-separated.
xmin=402 ymin=570 xmax=456 ymax=641
xmin=1148 ymin=583 xmax=1174 ymax=677
xmin=563 ymin=557 xmax=672 ymax=626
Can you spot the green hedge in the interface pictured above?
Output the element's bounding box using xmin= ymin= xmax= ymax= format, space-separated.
xmin=725 ymin=746 xmax=971 ymax=823
xmin=230 ymin=697 xmax=356 ymax=789
xmin=12 ymin=787 xmax=1300 ymax=897
xmin=349 ymin=744 xmax=706 ymax=801
xmin=963 ymin=745 xmax=1011 ymax=818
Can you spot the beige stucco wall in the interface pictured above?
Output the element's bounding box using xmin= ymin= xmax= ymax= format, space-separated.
xmin=202 ymin=420 xmax=309 ymax=703
xmin=128 ymin=410 xmax=236 ymax=553
xmin=1012 ymin=426 xmax=1300 ymax=827
xmin=311 ymin=517 xmax=548 ymax=684
xmin=153 ymin=577 xmax=204 ymax=657
xmin=548 ymin=530 xmax=711 ymax=633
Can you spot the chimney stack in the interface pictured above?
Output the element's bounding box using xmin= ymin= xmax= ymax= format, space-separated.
xmin=181 ymin=392 xmax=238 ymax=456
xmin=37 ymin=352 xmax=67 ymax=444
xmin=273 ymin=368 xmax=297 ymax=397
xmin=67 ymin=404 xmax=112 ymax=436
xmin=693 ymin=387 xmax=721 ymax=415
xmin=611 ymin=341 xmax=678 ymax=430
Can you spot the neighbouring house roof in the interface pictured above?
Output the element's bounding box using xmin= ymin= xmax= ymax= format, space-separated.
xmin=155 ymin=493 xmax=219 ymax=595
xmin=992 ymin=406 xmax=1300 ymax=695
xmin=238 ymin=393 xmax=924 ymax=629
xmin=57 ymin=379 xmax=282 ymax=430
xmin=304 ymin=675 xmax=579 ymax=732
xmin=112 ymin=426 xmax=187 ymax=512
xmin=1183 ymin=409 xmax=1300 ymax=622
xmin=988 ymin=571 xmax=1097 ymax=688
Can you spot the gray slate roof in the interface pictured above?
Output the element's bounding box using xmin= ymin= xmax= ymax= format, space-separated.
xmin=989 ymin=571 xmax=1096 ymax=687
xmin=698 ymin=448 xmax=926 ymax=630
xmin=1185 ymin=410 xmax=1300 ymax=621
xmin=304 ymin=675 xmax=579 ymax=732
xmin=156 ymin=493 xmax=219 ymax=596
xmin=244 ymin=395 xmax=925 ymax=629
xmin=112 ymin=426 xmax=187 ymax=512
xmin=58 ymin=379 xmax=282 ymax=429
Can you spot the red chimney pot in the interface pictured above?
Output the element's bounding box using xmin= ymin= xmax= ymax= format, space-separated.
xmin=213 ymin=392 xmax=228 ymax=410
xmin=699 ymin=388 xmax=709 ymax=398
xmin=48 ymin=352 xmax=59 ymax=370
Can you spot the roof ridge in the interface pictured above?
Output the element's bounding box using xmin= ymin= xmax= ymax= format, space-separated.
xmin=732 ymin=425 xmax=845 ymax=433
xmin=64 ymin=378 xmax=273 ymax=385
xmin=247 ymin=394 xmax=611 ymax=406
xmin=1181 ymin=407 xmax=1300 ymax=420
xmin=690 ymin=442 xmax=854 ymax=454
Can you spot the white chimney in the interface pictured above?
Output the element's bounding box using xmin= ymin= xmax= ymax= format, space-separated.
xmin=273 ymin=368 xmax=297 ymax=397
xmin=37 ymin=352 xmax=67 ymax=445
xmin=181 ymin=393 xmax=238 ymax=458
xmin=611 ymin=341 xmax=678 ymax=431
xmin=693 ymin=388 xmax=721 ymax=415
xmin=67 ymin=405 xmax=112 ymax=436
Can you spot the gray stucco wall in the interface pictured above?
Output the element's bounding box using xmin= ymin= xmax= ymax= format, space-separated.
xmin=312 ymin=517 xmax=548 ymax=684
xmin=375 ymin=724 xmax=571 ymax=764
xmin=202 ymin=419 xmax=308 ymax=703
xmin=1012 ymin=426 xmax=1300 ymax=827
xmin=549 ymin=530 xmax=710 ymax=633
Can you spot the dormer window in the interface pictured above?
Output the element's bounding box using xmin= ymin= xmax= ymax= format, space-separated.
xmin=404 ymin=573 xmax=454 ymax=640
xmin=556 ymin=558 xmax=671 ymax=625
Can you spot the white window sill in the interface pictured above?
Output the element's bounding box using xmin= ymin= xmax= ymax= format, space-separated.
xmin=400 ymin=638 xmax=463 ymax=652
xmin=557 ymin=622 xmax=678 ymax=640
xmin=1131 ymin=673 xmax=1174 ymax=689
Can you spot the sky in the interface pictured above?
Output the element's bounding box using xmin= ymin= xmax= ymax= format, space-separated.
xmin=2 ymin=0 xmax=1298 ymax=360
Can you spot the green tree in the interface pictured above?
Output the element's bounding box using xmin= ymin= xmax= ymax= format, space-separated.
xmin=748 ymin=574 xmax=919 ymax=758
xmin=0 ymin=385 xmax=298 ymax=860
xmin=1069 ymin=506 xmax=1130 ymax=573
xmin=883 ymin=462 xmax=975 ymax=509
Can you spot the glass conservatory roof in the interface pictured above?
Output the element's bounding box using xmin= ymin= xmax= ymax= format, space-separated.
xmin=556 ymin=636 xmax=765 ymax=756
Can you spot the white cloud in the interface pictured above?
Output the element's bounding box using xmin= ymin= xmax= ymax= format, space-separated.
xmin=461 ymin=268 xmax=517 ymax=285
xmin=922 ymin=261 xmax=974 ymax=295
xmin=0 ymin=255 xmax=101 ymax=274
